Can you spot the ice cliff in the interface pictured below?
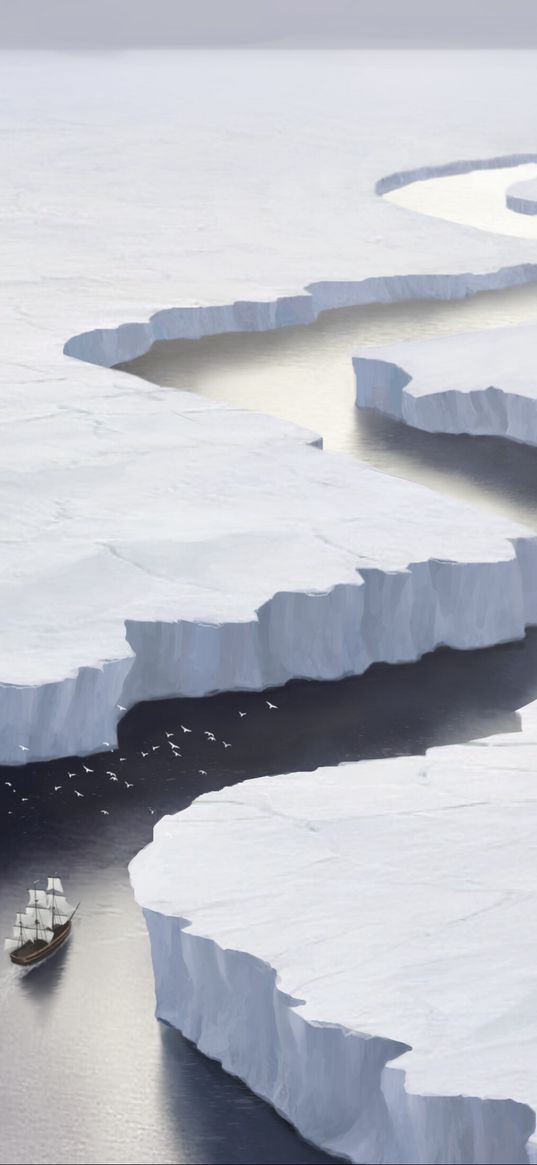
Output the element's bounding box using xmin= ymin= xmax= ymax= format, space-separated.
xmin=506 ymin=177 xmax=537 ymax=215
xmin=130 ymin=699 xmax=537 ymax=1164
xmin=7 ymin=358 xmax=537 ymax=766
xmin=6 ymin=52 xmax=537 ymax=763
xmin=353 ymin=322 xmax=537 ymax=445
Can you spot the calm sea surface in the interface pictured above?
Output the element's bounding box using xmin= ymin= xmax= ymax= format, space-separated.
xmin=4 ymin=281 xmax=537 ymax=1165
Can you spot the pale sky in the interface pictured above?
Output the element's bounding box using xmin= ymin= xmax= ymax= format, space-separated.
xmin=2 ymin=1 xmax=536 ymax=49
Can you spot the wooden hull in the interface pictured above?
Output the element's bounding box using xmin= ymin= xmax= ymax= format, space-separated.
xmin=10 ymin=921 xmax=71 ymax=966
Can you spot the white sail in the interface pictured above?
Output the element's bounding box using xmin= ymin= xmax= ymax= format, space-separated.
xmin=50 ymin=895 xmax=71 ymax=921
xmin=21 ymin=922 xmax=54 ymax=944
xmin=27 ymin=887 xmax=48 ymax=908
xmin=6 ymin=878 xmax=73 ymax=952
xmin=21 ymin=925 xmax=39 ymax=943
xmin=22 ymin=910 xmax=48 ymax=938
xmin=24 ymin=904 xmax=53 ymax=927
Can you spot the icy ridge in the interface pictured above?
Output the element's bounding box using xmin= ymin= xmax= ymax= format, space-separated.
xmin=506 ymin=177 xmax=537 ymax=216
xmin=353 ymin=322 xmax=537 ymax=445
xmin=376 ymin=150 xmax=537 ymax=195
xmin=65 ymin=263 xmax=537 ymax=369
xmin=130 ymin=699 xmax=537 ymax=1163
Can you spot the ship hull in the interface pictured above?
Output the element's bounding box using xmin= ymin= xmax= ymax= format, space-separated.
xmin=9 ymin=920 xmax=71 ymax=966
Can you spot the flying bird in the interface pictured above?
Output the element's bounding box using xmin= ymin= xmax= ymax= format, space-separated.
xmin=21 ymin=797 xmax=28 ymax=803
xmin=180 ymin=725 xmax=192 ymax=734
xmin=238 ymin=711 xmax=247 ymax=717
xmin=74 ymin=790 xmax=84 ymax=798
xmin=204 ymin=731 xmax=215 ymax=739
xmin=68 ymin=771 xmax=76 ymax=778
xmin=198 ymin=770 xmax=207 ymax=776
xmin=108 ymin=775 xmax=119 ymax=782
xmin=5 ymin=781 xmax=12 ymax=787
xmin=102 ymin=741 xmax=111 ymax=747
xmin=106 ymin=771 xmax=116 ymax=777
xmin=147 ymin=807 xmax=155 ymax=815
xmin=53 ymin=785 xmax=62 ymax=792
xmin=125 ymin=781 xmax=133 ymax=789
xmin=19 ymin=745 xmax=29 ymax=752
xmin=165 ymin=732 xmax=174 ymax=739
xmin=205 ymin=732 xmax=216 ymax=742
xmin=83 ymin=765 xmax=93 ymax=773
xmin=141 ymin=751 xmax=148 ymax=758
xmin=222 ymin=741 xmax=231 ymax=749
xmin=119 ymin=757 xmax=126 ymax=762
xmin=266 ymin=701 xmax=278 ymax=710
xmin=152 ymin=745 xmax=160 ymax=751
xmin=100 ymin=809 xmax=110 ymax=815
xmin=117 ymin=705 xmax=126 ymax=712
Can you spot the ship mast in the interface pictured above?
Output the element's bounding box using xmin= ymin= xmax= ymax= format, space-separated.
xmin=32 ymin=881 xmax=39 ymax=943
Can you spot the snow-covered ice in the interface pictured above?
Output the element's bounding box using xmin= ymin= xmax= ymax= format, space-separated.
xmin=8 ymin=363 xmax=537 ymax=765
xmin=130 ymin=698 xmax=537 ymax=1164
xmin=353 ymin=322 xmax=537 ymax=445
xmin=6 ymin=50 xmax=537 ymax=762
xmin=507 ymin=177 xmax=537 ymax=216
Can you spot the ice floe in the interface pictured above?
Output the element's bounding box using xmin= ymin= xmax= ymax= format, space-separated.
xmin=507 ymin=177 xmax=537 ymax=216
xmin=6 ymin=51 xmax=537 ymax=762
xmin=354 ymin=321 xmax=537 ymax=446
xmin=130 ymin=698 xmax=537 ymax=1164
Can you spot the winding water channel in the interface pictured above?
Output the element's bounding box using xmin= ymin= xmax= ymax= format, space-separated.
xmin=3 ymin=275 xmax=537 ymax=1164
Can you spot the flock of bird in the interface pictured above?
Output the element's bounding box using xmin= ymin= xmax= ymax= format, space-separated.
xmin=4 ymin=699 xmax=280 ymax=819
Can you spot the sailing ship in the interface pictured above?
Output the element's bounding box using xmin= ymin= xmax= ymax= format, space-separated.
xmin=4 ymin=877 xmax=78 ymax=967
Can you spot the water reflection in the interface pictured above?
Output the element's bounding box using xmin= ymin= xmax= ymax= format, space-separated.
xmin=384 ymin=161 xmax=537 ymax=239
xmin=158 ymin=1025 xmax=330 ymax=1165
xmin=354 ymin=408 xmax=537 ymax=527
xmin=19 ymin=942 xmax=70 ymax=1004
xmin=121 ymin=287 xmax=537 ymax=527
xmin=3 ymin=627 xmax=537 ymax=1162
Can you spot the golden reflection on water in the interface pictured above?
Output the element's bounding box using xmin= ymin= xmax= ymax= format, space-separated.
xmin=121 ymin=283 xmax=537 ymax=530
xmin=385 ymin=162 xmax=537 ymax=240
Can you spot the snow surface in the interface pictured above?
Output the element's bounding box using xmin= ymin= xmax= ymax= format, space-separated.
xmin=130 ymin=698 xmax=537 ymax=1164
xmin=7 ymin=50 xmax=537 ymax=762
xmin=507 ymin=177 xmax=537 ymax=215
xmin=353 ymin=322 xmax=537 ymax=445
